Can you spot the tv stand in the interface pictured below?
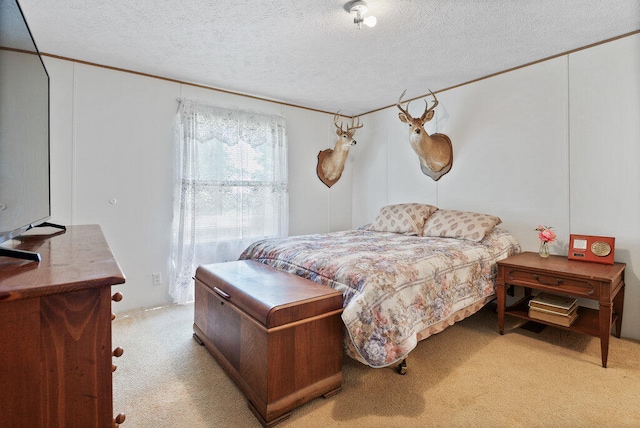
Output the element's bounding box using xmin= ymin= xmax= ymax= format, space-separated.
xmin=0 ymin=247 xmax=41 ymax=262
xmin=35 ymin=221 xmax=67 ymax=231
xmin=0 ymin=222 xmax=67 ymax=262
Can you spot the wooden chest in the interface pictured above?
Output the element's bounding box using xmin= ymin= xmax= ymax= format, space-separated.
xmin=193 ymin=260 xmax=343 ymax=427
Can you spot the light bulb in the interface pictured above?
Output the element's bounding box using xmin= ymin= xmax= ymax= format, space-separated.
xmin=363 ymin=15 xmax=377 ymax=28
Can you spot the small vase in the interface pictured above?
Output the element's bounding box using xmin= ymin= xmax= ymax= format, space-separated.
xmin=539 ymin=241 xmax=549 ymax=258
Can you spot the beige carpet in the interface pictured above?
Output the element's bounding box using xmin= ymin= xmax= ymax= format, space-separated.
xmin=113 ymin=303 xmax=640 ymax=427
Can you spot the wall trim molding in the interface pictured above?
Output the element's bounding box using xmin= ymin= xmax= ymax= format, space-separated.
xmin=362 ymin=29 xmax=640 ymax=116
xmin=38 ymin=29 xmax=640 ymax=118
xmin=39 ymin=52 xmax=336 ymax=116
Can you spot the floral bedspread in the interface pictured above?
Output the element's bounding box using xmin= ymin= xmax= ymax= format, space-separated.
xmin=240 ymin=227 xmax=520 ymax=367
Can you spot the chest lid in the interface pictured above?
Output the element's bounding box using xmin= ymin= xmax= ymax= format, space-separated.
xmin=195 ymin=260 xmax=343 ymax=328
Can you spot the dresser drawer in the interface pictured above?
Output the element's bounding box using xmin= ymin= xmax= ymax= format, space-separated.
xmin=504 ymin=267 xmax=600 ymax=298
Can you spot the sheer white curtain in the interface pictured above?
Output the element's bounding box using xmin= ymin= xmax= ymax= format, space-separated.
xmin=169 ymin=99 xmax=288 ymax=304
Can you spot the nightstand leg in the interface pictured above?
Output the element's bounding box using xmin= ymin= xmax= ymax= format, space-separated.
xmin=613 ymin=285 xmax=625 ymax=338
xmin=497 ymin=283 xmax=506 ymax=335
xmin=599 ymin=302 xmax=612 ymax=368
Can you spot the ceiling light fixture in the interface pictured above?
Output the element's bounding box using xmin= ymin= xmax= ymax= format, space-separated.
xmin=346 ymin=0 xmax=377 ymax=30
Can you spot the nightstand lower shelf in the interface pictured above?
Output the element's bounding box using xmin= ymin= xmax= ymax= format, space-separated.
xmin=506 ymin=296 xmax=619 ymax=338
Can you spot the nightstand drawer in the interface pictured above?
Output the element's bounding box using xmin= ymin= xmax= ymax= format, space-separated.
xmin=505 ymin=268 xmax=599 ymax=298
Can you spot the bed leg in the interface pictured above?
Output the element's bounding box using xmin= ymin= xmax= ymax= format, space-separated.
xmin=397 ymin=358 xmax=407 ymax=375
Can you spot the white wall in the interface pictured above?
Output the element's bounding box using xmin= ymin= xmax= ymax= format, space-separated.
xmin=355 ymin=58 xmax=570 ymax=248
xmin=568 ymin=34 xmax=640 ymax=336
xmin=44 ymin=33 xmax=640 ymax=339
xmin=352 ymin=33 xmax=640 ymax=339
xmin=44 ymin=58 xmax=352 ymax=312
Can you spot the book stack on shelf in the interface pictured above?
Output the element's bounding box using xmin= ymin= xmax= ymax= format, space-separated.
xmin=528 ymin=293 xmax=579 ymax=327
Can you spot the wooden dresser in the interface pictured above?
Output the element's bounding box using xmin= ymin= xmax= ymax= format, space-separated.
xmin=0 ymin=225 xmax=126 ymax=427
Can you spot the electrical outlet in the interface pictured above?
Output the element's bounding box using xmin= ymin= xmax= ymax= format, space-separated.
xmin=152 ymin=272 xmax=162 ymax=286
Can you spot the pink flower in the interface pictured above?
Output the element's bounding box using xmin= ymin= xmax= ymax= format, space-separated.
xmin=539 ymin=229 xmax=556 ymax=243
xmin=535 ymin=225 xmax=556 ymax=243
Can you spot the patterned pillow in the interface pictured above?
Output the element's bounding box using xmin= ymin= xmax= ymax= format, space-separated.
xmin=367 ymin=203 xmax=438 ymax=235
xmin=422 ymin=209 xmax=502 ymax=241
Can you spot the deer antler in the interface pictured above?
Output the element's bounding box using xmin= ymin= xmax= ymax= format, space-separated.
xmin=421 ymin=89 xmax=439 ymax=121
xmin=396 ymin=90 xmax=413 ymax=120
xmin=348 ymin=116 xmax=363 ymax=132
xmin=334 ymin=113 xmax=346 ymax=133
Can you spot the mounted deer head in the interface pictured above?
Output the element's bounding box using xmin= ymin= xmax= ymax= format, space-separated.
xmin=317 ymin=114 xmax=363 ymax=188
xmin=397 ymin=89 xmax=453 ymax=181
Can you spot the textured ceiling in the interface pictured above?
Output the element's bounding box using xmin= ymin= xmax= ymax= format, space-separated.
xmin=14 ymin=0 xmax=640 ymax=116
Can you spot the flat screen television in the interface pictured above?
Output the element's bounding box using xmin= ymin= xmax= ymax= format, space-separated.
xmin=0 ymin=0 xmax=59 ymax=261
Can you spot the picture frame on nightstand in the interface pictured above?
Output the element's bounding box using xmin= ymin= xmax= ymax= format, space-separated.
xmin=568 ymin=234 xmax=615 ymax=265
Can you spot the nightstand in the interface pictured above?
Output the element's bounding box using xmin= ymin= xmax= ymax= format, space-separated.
xmin=496 ymin=252 xmax=625 ymax=367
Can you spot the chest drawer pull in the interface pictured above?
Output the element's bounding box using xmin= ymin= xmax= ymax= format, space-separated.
xmin=533 ymin=274 xmax=563 ymax=286
xmin=213 ymin=286 xmax=231 ymax=300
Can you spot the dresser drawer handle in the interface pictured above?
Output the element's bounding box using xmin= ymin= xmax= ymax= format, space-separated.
xmin=213 ymin=287 xmax=231 ymax=300
xmin=533 ymin=274 xmax=563 ymax=286
xmin=113 ymin=413 xmax=126 ymax=427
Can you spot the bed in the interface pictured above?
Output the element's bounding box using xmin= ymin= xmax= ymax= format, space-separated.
xmin=239 ymin=204 xmax=521 ymax=369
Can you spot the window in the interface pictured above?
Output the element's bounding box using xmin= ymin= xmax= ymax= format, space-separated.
xmin=170 ymin=100 xmax=288 ymax=303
